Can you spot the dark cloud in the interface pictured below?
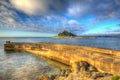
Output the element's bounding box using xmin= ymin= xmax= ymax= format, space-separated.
xmin=68 ymin=0 xmax=92 ymax=17
xmin=68 ymin=0 xmax=120 ymax=21
xmin=92 ymin=0 xmax=120 ymax=20
xmin=4 ymin=0 xmax=120 ymax=20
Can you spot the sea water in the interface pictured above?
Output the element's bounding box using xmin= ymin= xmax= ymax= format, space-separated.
xmin=0 ymin=37 xmax=120 ymax=80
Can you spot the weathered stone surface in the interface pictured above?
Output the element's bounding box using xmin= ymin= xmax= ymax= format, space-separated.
xmin=91 ymin=72 xmax=112 ymax=79
xmin=4 ymin=41 xmax=120 ymax=75
xmin=89 ymin=65 xmax=98 ymax=72
xmin=39 ymin=75 xmax=49 ymax=80
xmin=97 ymin=76 xmax=113 ymax=80
xmin=48 ymin=75 xmax=57 ymax=80
xmin=59 ymin=69 xmax=71 ymax=77
xmin=54 ymin=61 xmax=113 ymax=80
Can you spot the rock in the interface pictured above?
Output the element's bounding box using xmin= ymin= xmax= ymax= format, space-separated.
xmin=79 ymin=61 xmax=90 ymax=67
xmin=60 ymin=69 xmax=66 ymax=76
xmin=89 ymin=65 xmax=98 ymax=72
xmin=72 ymin=62 xmax=81 ymax=73
xmin=72 ymin=61 xmax=91 ymax=73
xmin=60 ymin=69 xmax=72 ymax=77
xmin=48 ymin=75 xmax=56 ymax=80
xmin=64 ymin=69 xmax=72 ymax=77
xmin=39 ymin=75 xmax=49 ymax=80
xmin=97 ymin=76 xmax=112 ymax=80
xmin=91 ymin=72 xmax=112 ymax=79
xmin=79 ymin=61 xmax=90 ymax=72
xmin=58 ymin=30 xmax=76 ymax=37
xmin=53 ymin=61 xmax=113 ymax=80
xmin=84 ymin=71 xmax=92 ymax=78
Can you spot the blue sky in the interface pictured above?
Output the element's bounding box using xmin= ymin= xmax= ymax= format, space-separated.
xmin=0 ymin=0 xmax=120 ymax=37
xmin=0 ymin=29 xmax=55 ymax=37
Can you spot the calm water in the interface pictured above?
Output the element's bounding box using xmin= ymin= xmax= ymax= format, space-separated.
xmin=0 ymin=37 xmax=120 ymax=80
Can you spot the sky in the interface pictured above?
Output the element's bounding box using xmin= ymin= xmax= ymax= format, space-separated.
xmin=0 ymin=0 xmax=120 ymax=37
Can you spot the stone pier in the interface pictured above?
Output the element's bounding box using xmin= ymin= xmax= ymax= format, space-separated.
xmin=4 ymin=41 xmax=120 ymax=75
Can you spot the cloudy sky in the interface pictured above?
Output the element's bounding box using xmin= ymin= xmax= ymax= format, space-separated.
xmin=0 ymin=0 xmax=120 ymax=37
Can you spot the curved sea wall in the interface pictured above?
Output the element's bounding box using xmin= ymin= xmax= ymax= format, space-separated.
xmin=4 ymin=41 xmax=120 ymax=75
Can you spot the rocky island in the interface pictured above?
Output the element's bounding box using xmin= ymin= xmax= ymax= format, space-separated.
xmin=53 ymin=30 xmax=96 ymax=38
xmin=4 ymin=41 xmax=120 ymax=80
xmin=53 ymin=30 xmax=76 ymax=38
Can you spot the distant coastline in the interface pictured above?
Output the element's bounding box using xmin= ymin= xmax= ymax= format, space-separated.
xmin=53 ymin=35 xmax=96 ymax=38
xmin=53 ymin=30 xmax=120 ymax=38
xmin=53 ymin=35 xmax=120 ymax=38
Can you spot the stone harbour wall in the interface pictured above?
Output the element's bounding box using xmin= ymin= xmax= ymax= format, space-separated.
xmin=4 ymin=41 xmax=120 ymax=75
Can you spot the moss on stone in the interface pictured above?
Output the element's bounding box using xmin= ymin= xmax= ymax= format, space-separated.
xmin=112 ymin=75 xmax=120 ymax=80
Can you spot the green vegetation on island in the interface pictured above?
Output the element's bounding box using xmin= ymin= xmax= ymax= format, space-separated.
xmin=53 ymin=30 xmax=76 ymax=38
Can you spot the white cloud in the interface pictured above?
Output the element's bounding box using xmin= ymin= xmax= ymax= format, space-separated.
xmin=10 ymin=0 xmax=48 ymax=15
xmin=7 ymin=17 xmax=15 ymax=23
xmin=68 ymin=20 xmax=79 ymax=25
xmin=10 ymin=0 xmax=67 ymax=16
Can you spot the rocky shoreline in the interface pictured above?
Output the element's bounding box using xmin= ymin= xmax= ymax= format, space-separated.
xmin=39 ymin=61 xmax=113 ymax=80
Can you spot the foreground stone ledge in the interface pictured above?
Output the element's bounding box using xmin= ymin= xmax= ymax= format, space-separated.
xmin=4 ymin=41 xmax=120 ymax=75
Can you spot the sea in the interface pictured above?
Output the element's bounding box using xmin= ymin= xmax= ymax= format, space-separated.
xmin=0 ymin=37 xmax=120 ymax=80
